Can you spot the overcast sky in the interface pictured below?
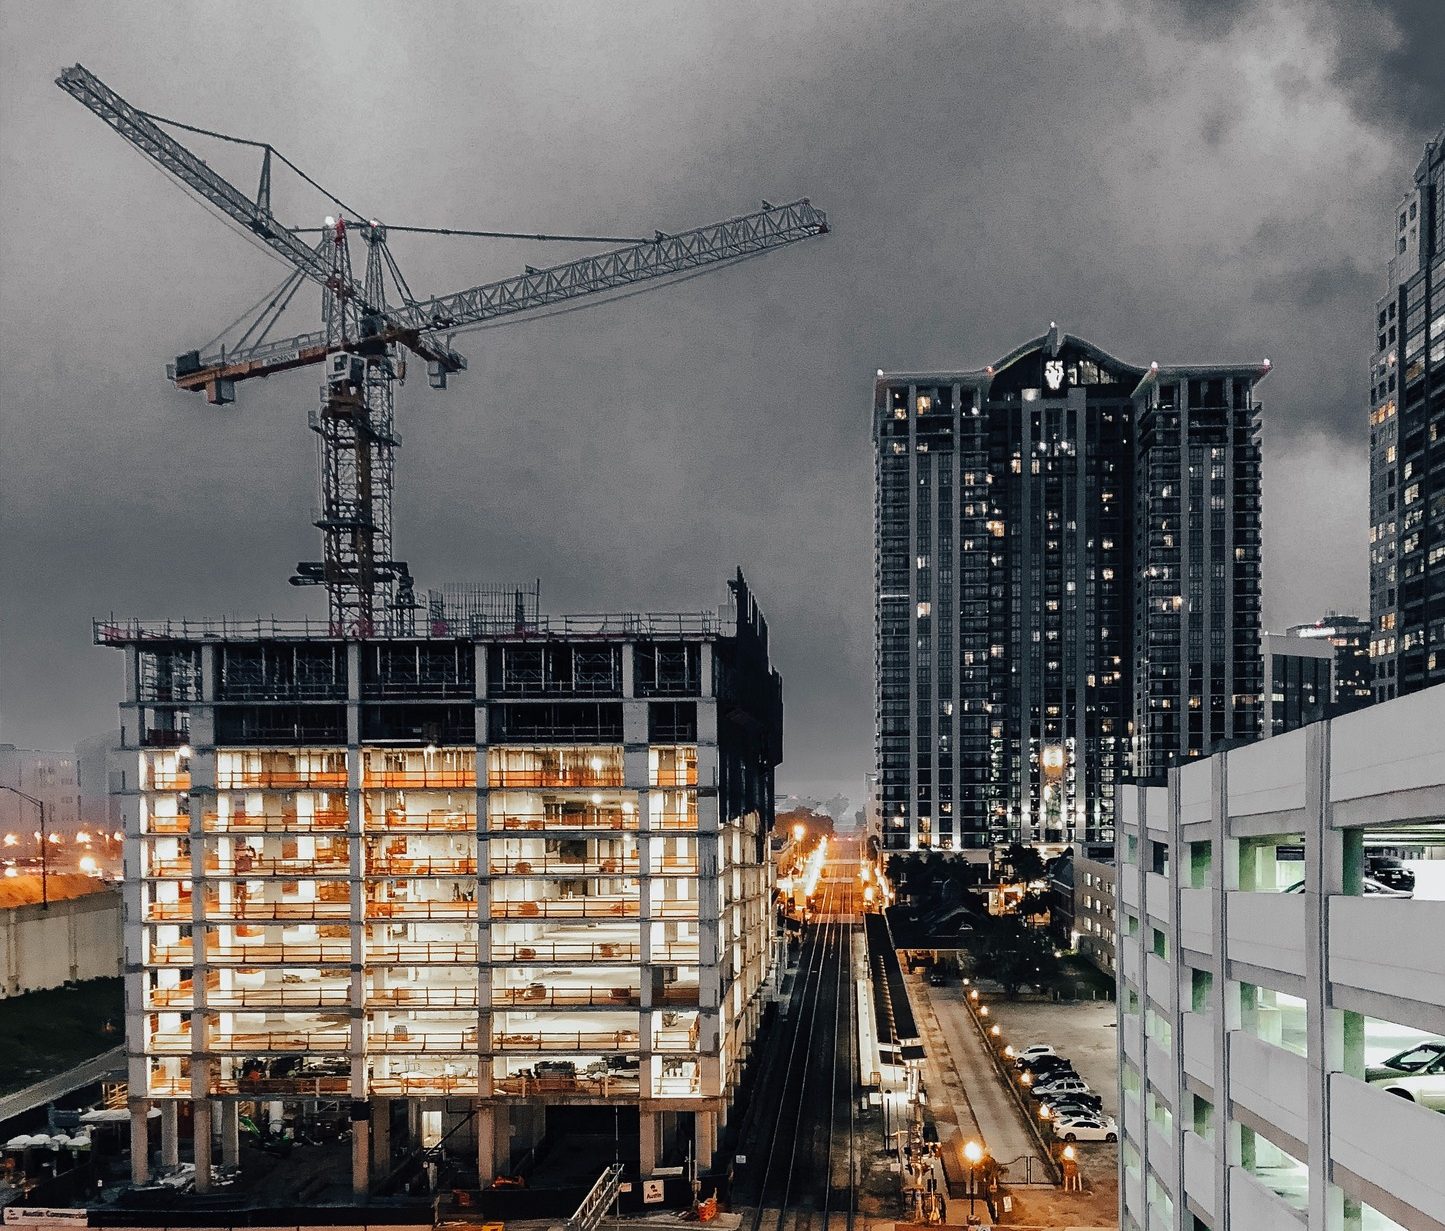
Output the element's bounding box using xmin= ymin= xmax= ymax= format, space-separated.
xmin=1 ymin=0 xmax=1442 ymax=801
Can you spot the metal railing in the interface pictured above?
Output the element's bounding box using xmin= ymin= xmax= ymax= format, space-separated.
xmin=493 ymin=813 xmax=636 ymax=832
xmin=493 ymin=1030 xmax=640 ymax=1052
xmin=487 ymin=770 xmax=625 ymax=789
xmin=494 ymin=985 xmax=641 ymax=1007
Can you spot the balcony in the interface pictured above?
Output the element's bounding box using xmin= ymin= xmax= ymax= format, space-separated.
xmin=366 ymin=856 xmax=478 ymax=877
xmin=369 ymin=1029 xmax=480 ymax=1054
xmin=492 ymin=1073 xmax=639 ymax=1099
xmin=490 ymin=898 xmax=696 ymax=921
xmin=492 ymin=811 xmax=636 ymax=833
xmin=367 ymin=809 xmax=474 ymax=832
xmin=488 ymin=769 xmax=625 ymax=789
xmin=493 ymin=984 xmax=641 ymax=1008
xmin=217 ymin=770 xmax=348 ymax=789
xmin=363 ymin=770 xmax=476 ymax=789
xmin=145 ymin=855 xmax=351 ymax=879
xmin=493 ymin=1029 xmax=641 ymax=1052
xmin=204 ymin=811 xmax=348 ymax=833
xmin=490 ymin=940 xmax=699 ymax=965
xmin=364 ymin=900 xmax=477 ymax=921
xmin=149 ymin=1029 xmax=350 ymax=1055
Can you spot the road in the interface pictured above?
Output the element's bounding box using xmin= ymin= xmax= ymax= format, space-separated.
xmin=0 ymin=1045 xmax=125 ymax=1125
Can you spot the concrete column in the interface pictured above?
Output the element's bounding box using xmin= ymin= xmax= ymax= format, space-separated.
xmin=493 ymin=1104 xmax=511 ymax=1177
xmin=372 ymin=1097 xmax=391 ymax=1172
xmin=475 ymin=1105 xmax=497 ymax=1186
xmin=160 ymin=1100 xmax=180 ymax=1168
xmin=129 ymin=1099 xmax=151 ymax=1185
xmin=695 ymin=1109 xmax=717 ymax=1172
xmin=219 ymin=1101 xmax=240 ymax=1166
xmin=639 ymin=1109 xmax=659 ymax=1176
xmin=193 ymin=1099 xmax=213 ymax=1192
xmin=352 ymin=1117 xmax=371 ymax=1198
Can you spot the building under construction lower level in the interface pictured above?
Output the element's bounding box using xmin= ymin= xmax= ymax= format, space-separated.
xmin=96 ymin=571 xmax=782 ymax=1197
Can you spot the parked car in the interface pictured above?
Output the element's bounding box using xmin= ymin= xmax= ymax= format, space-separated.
xmin=1052 ymin=1112 xmax=1118 ymax=1143
xmin=1020 ymin=1054 xmax=1075 ymax=1077
xmin=1365 ymin=1041 xmax=1445 ymax=1109
xmin=1283 ymin=876 xmax=1411 ymax=898
xmin=1043 ymin=1093 xmax=1105 ymax=1116
xmin=1366 ymin=855 xmax=1416 ymax=893
xmin=1012 ymin=1044 xmax=1056 ymax=1066
xmin=1031 ymin=1075 xmax=1092 ymax=1100
xmin=927 ymin=969 xmax=948 ymax=987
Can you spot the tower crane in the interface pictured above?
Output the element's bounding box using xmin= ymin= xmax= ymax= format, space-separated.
xmin=57 ymin=65 xmax=828 ymax=635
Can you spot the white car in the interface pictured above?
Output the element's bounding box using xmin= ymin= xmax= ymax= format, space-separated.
xmin=1052 ymin=1113 xmax=1118 ymax=1143
xmin=1012 ymin=1043 xmax=1056 ymax=1067
xmin=1366 ymin=1041 xmax=1445 ymax=1109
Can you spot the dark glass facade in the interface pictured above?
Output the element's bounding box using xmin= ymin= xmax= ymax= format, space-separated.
xmin=873 ymin=330 xmax=1266 ymax=854
xmin=1370 ymin=129 xmax=1445 ymax=700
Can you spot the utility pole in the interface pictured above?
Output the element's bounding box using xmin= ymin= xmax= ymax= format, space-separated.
xmin=2 ymin=786 xmax=48 ymax=908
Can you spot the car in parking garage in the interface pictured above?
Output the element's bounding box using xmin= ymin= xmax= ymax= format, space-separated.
xmin=1366 ymin=854 xmax=1416 ymax=893
xmin=1051 ymin=1112 xmax=1118 ymax=1143
xmin=1282 ymin=876 xmax=1411 ymax=897
xmin=1365 ymin=1040 xmax=1445 ymax=1109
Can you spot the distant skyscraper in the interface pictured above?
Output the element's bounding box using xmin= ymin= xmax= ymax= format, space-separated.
xmin=1369 ymin=128 xmax=1444 ymax=701
xmin=872 ymin=327 xmax=1267 ymax=856
xmin=1284 ymin=612 xmax=1371 ymax=714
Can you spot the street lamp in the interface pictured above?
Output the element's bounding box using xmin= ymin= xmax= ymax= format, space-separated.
xmin=1 ymin=786 xmax=48 ymax=908
xmin=962 ymin=1140 xmax=983 ymax=1217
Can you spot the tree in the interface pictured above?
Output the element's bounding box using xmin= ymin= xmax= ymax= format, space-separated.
xmin=1002 ymin=842 xmax=1046 ymax=884
xmin=970 ymin=915 xmax=1061 ymax=998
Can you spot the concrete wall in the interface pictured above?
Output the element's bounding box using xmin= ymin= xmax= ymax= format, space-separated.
xmin=0 ymin=889 xmax=122 ymax=997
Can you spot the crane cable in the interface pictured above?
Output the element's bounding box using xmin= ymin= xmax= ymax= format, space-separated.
xmin=143 ymin=110 xmax=653 ymax=245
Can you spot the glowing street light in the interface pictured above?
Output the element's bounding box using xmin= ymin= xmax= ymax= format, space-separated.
xmin=962 ymin=1140 xmax=984 ymax=1216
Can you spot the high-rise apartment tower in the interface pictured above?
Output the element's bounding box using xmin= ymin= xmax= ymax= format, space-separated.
xmin=1369 ymin=128 xmax=1445 ymax=701
xmin=873 ymin=327 xmax=1266 ymax=854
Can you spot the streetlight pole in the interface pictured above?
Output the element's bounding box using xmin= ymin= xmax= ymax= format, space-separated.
xmin=1 ymin=785 xmax=48 ymax=908
xmin=962 ymin=1140 xmax=983 ymax=1220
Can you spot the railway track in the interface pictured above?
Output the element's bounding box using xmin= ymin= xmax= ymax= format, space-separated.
xmin=741 ymin=850 xmax=859 ymax=1231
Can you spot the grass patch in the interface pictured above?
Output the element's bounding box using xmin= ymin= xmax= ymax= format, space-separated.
xmin=0 ymin=977 xmax=124 ymax=1095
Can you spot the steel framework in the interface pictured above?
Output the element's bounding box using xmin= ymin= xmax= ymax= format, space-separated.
xmin=58 ymin=63 xmax=827 ymax=632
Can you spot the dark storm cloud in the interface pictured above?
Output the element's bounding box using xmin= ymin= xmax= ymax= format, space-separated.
xmin=0 ymin=0 xmax=1428 ymax=799
xmin=1155 ymin=0 xmax=1445 ymax=138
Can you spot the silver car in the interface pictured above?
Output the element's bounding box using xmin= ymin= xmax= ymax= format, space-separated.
xmin=1365 ymin=1041 xmax=1445 ymax=1110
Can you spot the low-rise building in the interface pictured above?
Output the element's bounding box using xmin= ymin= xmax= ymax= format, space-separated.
xmin=1261 ymin=632 xmax=1334 ymax=737
xmin=1072 ymin=848 xmax=1116 ymax=976
xmin=1115 ymin=683 xmax=1445 ymax=1231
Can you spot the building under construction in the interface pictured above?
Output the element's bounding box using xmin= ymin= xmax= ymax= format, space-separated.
xmin=97 ymin=571 xmax=781 ymax=1197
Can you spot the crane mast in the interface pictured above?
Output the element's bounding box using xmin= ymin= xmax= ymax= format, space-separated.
xmin=58 ymin=64 xmax=828 ymax=633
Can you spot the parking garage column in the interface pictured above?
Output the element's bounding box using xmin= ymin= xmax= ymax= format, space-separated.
xmin=129 ymin=1098 xmax=151 ymax=1185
